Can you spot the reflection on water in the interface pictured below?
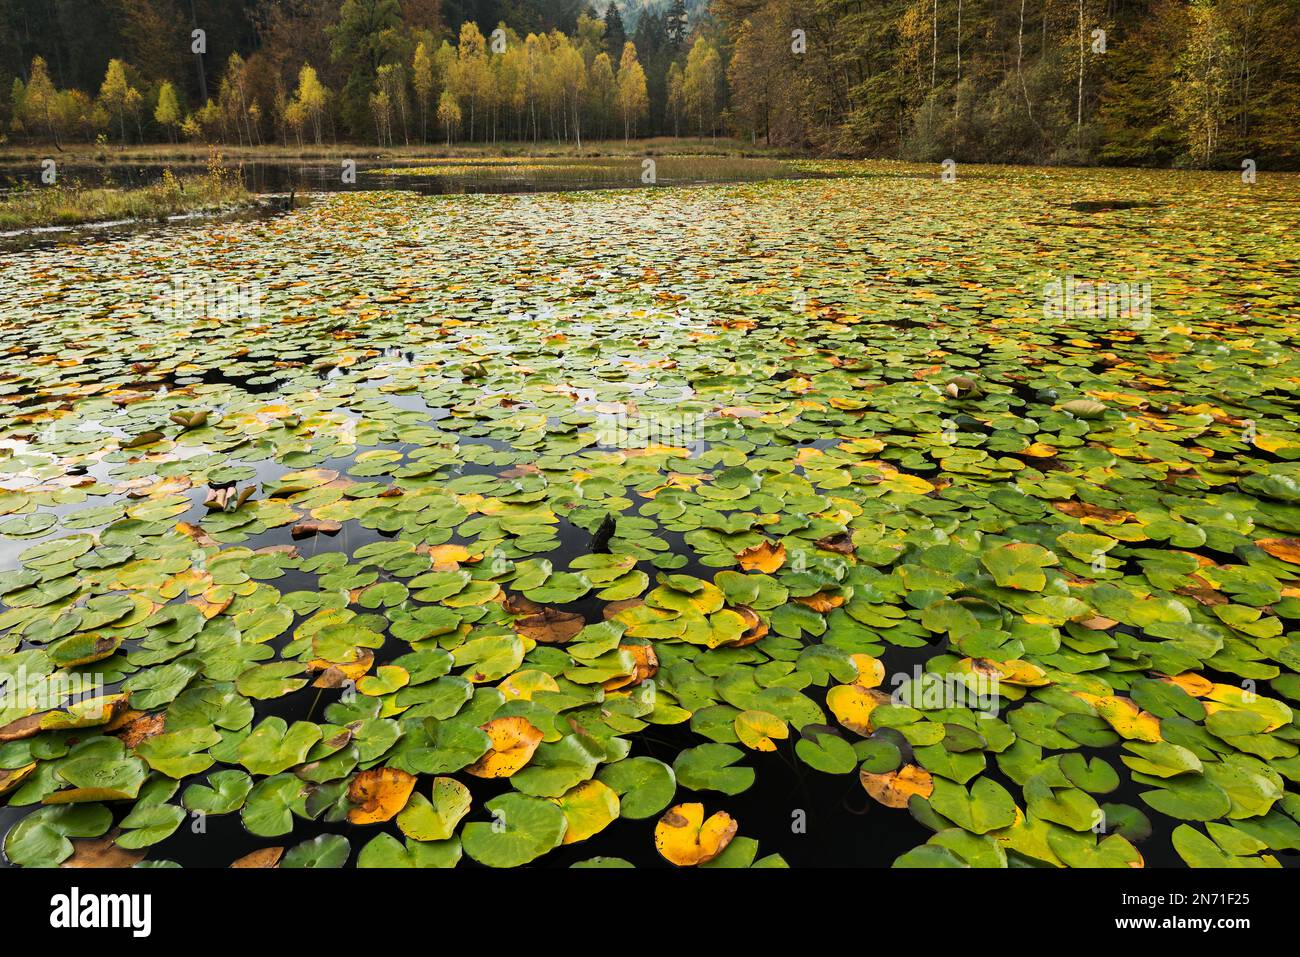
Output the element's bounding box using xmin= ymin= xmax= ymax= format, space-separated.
xmin=0 ymin=156 xmax=813 ymax=198
xmin=0 ymin=155 xmax=819 ymax=252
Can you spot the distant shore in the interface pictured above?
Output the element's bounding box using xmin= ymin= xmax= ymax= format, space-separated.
xmin=0 ymin=137 xmax=798 ymax=165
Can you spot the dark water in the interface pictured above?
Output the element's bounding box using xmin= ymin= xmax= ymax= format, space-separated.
xmin=0 ymin=156 xmax=821 ymax=253
xmin=0 ymin=157 xmax=814 ymax=198
xmin=0 ymin=160 xmax=465 ymax=195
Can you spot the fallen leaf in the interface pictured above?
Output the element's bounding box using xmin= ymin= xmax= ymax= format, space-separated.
xmin=736 ymin=540 xmax=786 ymax=573
xmin=860 ymin=764 xmax=934 ymax=808
xmin=348 ymin=767 xmax=417 ymax=824
xmin=654 ymin=803 xmax=737 ymax=866
xmin=515 ymin=607 xmax=585 ymax=645
xmin=466 ymin=717 xmax=544 ymax=778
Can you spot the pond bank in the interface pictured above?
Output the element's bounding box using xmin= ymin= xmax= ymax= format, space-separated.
xmin=0 ymin=166 xmax=256 ymax=231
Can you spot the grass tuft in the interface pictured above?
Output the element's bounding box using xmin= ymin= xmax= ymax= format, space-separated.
xmin=0 ymin=152 xmax=250 ymax=230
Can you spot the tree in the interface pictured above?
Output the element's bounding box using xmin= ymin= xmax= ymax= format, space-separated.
xmin=521 ymin=31 xmax=544 ymax=141
xmin=9 ymin=78 xmax=26 ymax=136
xmin=369 ymin=87 xmax=393 ymax=144
xmin=413 ymin=41 xmax=435 ymax=141
xmin=402 ymin=0 xmax=445 ymax=34
xmin=294 ymin=64 xmax=329 ymax=145
xmin=62 ymin=90 xmax=103 ymax=142
xmin=217 ymin=53 xmax=256 ymax=146
xmin=454 ymin=21 xmax=489 ymax=140
xmin=1016 ymin=0 xmax=1037 ymax=132
xmin=154 ymin=81 xmax=183 ymax=142
xmin=616 ymin=41 xmax=647 ymax=141
xmin=587 ymin=50 xmax=616 ymax=139
xmin=1217 ymin=0 xmax=1300 ymax=163
xmin=1174 ymin=0 xmax=1230 ymax=165
xmin=253 ymin=0 xmax=337 ymax=97
xmin=284 ymin=97 xmax=308 ymax=147
xmin=555 ymin=34 xmax=587 ymax=147
xmin=376 ymin=62 xmax=410 ymax=143
xmin=437 ymin=87 xmax=461 ymax=143
xmin=727 ymin=18 xmax=770 ymax=143
xmin=189 ymin=97 xmax=223 ymax=141
xmin=0 ymin=0 xmax=1294 ymax=164
xmin=187 ymin=0 xmax=209 ymax=103
xmin=1095 ymin=0 xmax=1184 ymax=166
xmin=18 ymin=60 xmax=75 ymax=148
xmin=931 ymin=0 xmax=938 ymax=92
xmin=181 ymin=112 xmax=203 ymax=142
xmin=666 ymin=60 xmax=685 ymax=136
xmin=1075 ymin=0 xmax=1085 ymax=129
xmin=116 ymin=0 xmax=185 ymax=92
xmin=576 ymin=11 xmax=606 ymax=64
xmin=126 ymin=86 xmax=145 ymax=142
xmin=98 ymin=59 xmax=135 ymax=143
xmin=434 ymin=40 xmax=457 ymax=106
xmin=631 ymin=8 xmax=669 ymax=134
xmin=330 ymin=0 xmax=405 ymax=136
xmin=683 ymin=36 xmax=720 ymax=136
xmin=603 ymin=3 xmax=625 ymax=60
xmin=666 ymin=0 xmax=688 ymax=50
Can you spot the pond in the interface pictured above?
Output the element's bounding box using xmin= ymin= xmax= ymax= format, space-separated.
xmin=0 ymin=163 xmax=1298 ymax=869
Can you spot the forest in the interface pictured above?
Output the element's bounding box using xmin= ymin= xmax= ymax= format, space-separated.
xmin=1 ymin=0 xmax=1297 ymax=167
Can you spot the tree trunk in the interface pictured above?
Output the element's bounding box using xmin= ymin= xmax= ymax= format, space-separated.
xmin=931 ymin=0 xmax=938 ymax=92
xmin=1077 ymin=0 xmax=1084 ymax=130
xmin=955 ymin=0 xmax=963 ymax=117
xmin=1018 ymin=0 xmax=1036 ymax=127
xmin=189 ymin=0 xmax=207 ymax=103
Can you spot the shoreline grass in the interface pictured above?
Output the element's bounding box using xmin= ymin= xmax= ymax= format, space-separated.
xmin=0 ymin=158 xmax=253 ymax=231
xmin=0 ymin=137 xmax=799 ymax=166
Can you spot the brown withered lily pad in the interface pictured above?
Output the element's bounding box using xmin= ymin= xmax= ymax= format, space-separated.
xmin=514 ymin=607 xmax=585 ymax=645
